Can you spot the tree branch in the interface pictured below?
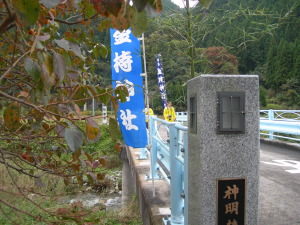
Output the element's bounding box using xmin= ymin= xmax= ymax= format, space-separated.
xmin=0 ymin=51 xmax=30 ymax=82
xmin=0 ymin=13 xmax=16 ymax=34
xmin=0 ymin=0 xmax=16 ymax=35
xmin=3 ymin=0 xmax=12 ymax=17
xmin=0 ymin=199 xmax=47 ymax=222
xmin=0 ymin=159 xmax=40 ymax=178
xmin=0 ymin=204 xmax=19 ymax=225
xmin=47 ymin=13 xmax=99 ymax=25
xmin=0 ymin=151 xmax=55 ymax=218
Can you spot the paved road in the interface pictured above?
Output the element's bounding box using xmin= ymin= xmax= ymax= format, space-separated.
xmin=259 ymin=143 xmax=300 ymax=225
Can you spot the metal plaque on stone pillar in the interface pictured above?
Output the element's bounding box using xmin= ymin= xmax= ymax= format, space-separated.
xmin=217 ymin=178 xmax=246 ymax=225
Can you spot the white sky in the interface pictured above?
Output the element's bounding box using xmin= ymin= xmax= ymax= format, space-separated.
xmin=171 ymin=0 xmax=198 ymax=8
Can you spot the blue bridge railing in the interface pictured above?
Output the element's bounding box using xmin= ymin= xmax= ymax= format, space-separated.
xmin=146 ymin=110 xmax=299 ymax=225
xmin=259 ymin=110 xmax=300 ymax=142
xmin=175 ymin=110 xmax=300 ymax=142
xmin=148 ymin=116 xmax=187 ymax=225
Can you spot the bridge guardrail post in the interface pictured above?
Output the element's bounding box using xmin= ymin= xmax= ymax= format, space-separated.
xmin=147 ymin=116 xmax=159 ymax=179
xmin=169 ymin=124 xmax=184 ymax=224
xmin=268 ymin=109 xmax=274 ymax=139
xmin=139 ymin=125 xmax=149 ymax=159
xmin=139 ymin=147 xmax=148 ymax=159
xmin=182 ymin=130 xmax=188 ymax=225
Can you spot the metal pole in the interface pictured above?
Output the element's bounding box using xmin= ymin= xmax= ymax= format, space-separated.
xmin=169 ymin=124 xmax=184 ymax=224
xmin=183 ymin=130 xmax=189 ymax=225
xmin=269 ymin=109 xmax=274 ymax=139
xmin=140 ymin=33 xmax=155 ymax=197
xmin=141 ymin=33 xmax=151 ymax=141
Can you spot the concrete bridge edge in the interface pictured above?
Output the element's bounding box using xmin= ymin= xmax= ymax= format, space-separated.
xmin=121 ymin=146 xmax=171 ymax=225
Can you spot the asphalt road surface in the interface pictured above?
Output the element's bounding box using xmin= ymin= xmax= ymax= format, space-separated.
xmin=259 ymin=143 xmax=300 ymax=225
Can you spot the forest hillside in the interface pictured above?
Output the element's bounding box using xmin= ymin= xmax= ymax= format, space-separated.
xmin=144 ymin=0 xmax=299 ymax=112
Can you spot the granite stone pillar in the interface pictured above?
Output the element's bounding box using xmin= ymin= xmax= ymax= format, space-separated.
xmin=187 ymin=75 xmax=260 ymax=225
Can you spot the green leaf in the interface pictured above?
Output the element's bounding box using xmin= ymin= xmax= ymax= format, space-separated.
xmin=62 ymin=50 xmax=72 ymax=67
xmin=37 ymin=51 xmax=45 ymax=64
xmin=65 ymin=125 xmax=84 ymax=152
xmin=109 ymin=117 xmax=119 ymax=142
xmin=100 ymin=45 xmax=109 ymax=58
xmin=86 ymin=173 xmax=94 ymax=185
xmin=132 ymin=0 xmax=148 ymax=12
xmin=73 ymin=86 xmax=88 ymax=107
xmin=85 ymin=2 xmax=97 ymax=18
xmin=54 ymin=39 xmax=70 ymax=52
xmin=53 ymin=52 xmax=66 ymax=83
xmin=86 ymin=118 xmax=101 ymax=143
xmin=12 ymin=0 xmax=40 ymax=26
xmin=115 ymin=85 xmax=129 ymax=103
xmin=41 ymin=63 xmax=55 ymax=91
xmin=3 ymin=102 xmax=21 ymax=131
xmin=92 ymin=44 xmax=109 ymax=59
xmin=24 ymin=57 xmax=41 ymax=82
xmin=199 ymin=0 xmax=212 ymax=9
xmin=44 ymin=52 xmax=54 ymax=74
xmin=41 ymin=0 xmax=61 ymax=9
xmin=92 ymin=45 xmax=100 ymax=58
xmin=96 ymin=87 xmax=111 ymax=105
xmin=130 ymin=8 xmax=147 ymax=37
xmin=98 ymin=20 xmax=110 ymax=32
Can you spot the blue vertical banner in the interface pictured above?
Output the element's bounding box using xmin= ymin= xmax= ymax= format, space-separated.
xmin=110 ymin=29 xmax=147 ymax=148
xmin=155 ymin=54 xmax=168 ymax=109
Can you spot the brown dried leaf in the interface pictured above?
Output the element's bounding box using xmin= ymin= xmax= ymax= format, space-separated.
xmin=3 ymin=102 xmax=21 ymax=131
xmin=97 ymin=172 xmax=105 ymax=180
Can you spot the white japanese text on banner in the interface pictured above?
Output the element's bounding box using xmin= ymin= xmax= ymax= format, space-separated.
xmin=110 ymin=29 xmax=147 ymax=148
xmin=155 ymin=54 xmax=167 ymax=109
